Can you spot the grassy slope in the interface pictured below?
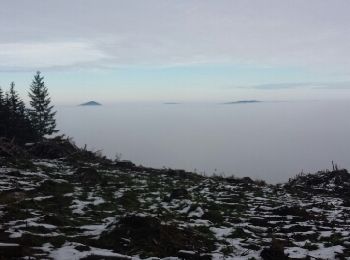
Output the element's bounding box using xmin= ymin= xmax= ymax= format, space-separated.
xmin=0 ymin=138 xmax=349 ymax=259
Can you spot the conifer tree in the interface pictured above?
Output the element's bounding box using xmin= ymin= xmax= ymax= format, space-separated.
xmin=6 ymin=82 xmax=36 ymax=143
xmin=6 ymin=82 xmax=20 ymax=137
xmin=0 ymin=86 xmax=7 ymax=137
xmin=0 ymin=87 xmax=4 ymax=104
xmin=8 ymin=82 xmax=23 ymax=114
xmin=28 ymin=71 xmax=57 ymax=138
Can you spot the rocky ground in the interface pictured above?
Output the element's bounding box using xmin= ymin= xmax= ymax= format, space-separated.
xmin=0 ymin=137 xmax=350 ymax=259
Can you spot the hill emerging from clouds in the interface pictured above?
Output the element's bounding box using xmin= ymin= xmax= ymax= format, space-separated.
xmin=79 ymin=101 xmax=102 ymax=106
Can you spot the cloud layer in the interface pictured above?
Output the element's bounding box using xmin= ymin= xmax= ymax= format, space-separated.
xmin=1 ymin=0 xmax=350 ymax=73
xmin=0 ymin=41 xmax=108 ymax=70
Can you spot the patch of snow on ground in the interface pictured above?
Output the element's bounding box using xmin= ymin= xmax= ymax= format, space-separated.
xmin=45 ymin=242 xmax=133 ymax=260
xmin=285 ymin=247 xmax=308 ymax=258
xmin=33 ymin=195 xmax=53 ymax=201
xmin=70 ymin=199 xmax=90 ymax=215
xmin=210 ymin=227 xmax=233 ymax=239
xmin=0 ymin=242 xmax=19 ymax=246
xmin=308 ymin=245 xmax=344 ymax=259
xmin=188 ymin=207 xmax=204 ymax=218
xmin=80 ymin=217 xmax=115 ymax=237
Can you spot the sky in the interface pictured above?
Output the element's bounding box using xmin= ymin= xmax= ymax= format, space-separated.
xmin=1 ymin=0 xmax=350 ymax=104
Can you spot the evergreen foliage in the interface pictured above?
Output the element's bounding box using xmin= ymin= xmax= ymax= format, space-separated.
xmin=0 ymin=72 xmax=57 ymax=144
xmin=0 ymin=86 xmax=8 ymax=137
xmin=28 ymin=71 xmax=57 ymax=138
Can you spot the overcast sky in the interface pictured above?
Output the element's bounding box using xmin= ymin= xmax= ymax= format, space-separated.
xmin=1 ymin=0 xmax=350 ymax=103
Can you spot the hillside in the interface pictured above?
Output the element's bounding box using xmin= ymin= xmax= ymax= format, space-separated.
xmin=0 ymin=137 xmax=349 ymax=259
xmin=80 ymin=101 xmax=102 ymax=106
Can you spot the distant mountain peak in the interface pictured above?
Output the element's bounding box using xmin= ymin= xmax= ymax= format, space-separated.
xmin=80 ymin=101 xmax=102 ymax=106
xmin=223 ymin=100 xmax=261 ymax=105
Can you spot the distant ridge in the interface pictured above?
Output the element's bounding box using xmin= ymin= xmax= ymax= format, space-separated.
xmin=80 ymin=101 xmax=102 ymax=106
xmin=223 ymin=100 xmax=261 ymax=104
